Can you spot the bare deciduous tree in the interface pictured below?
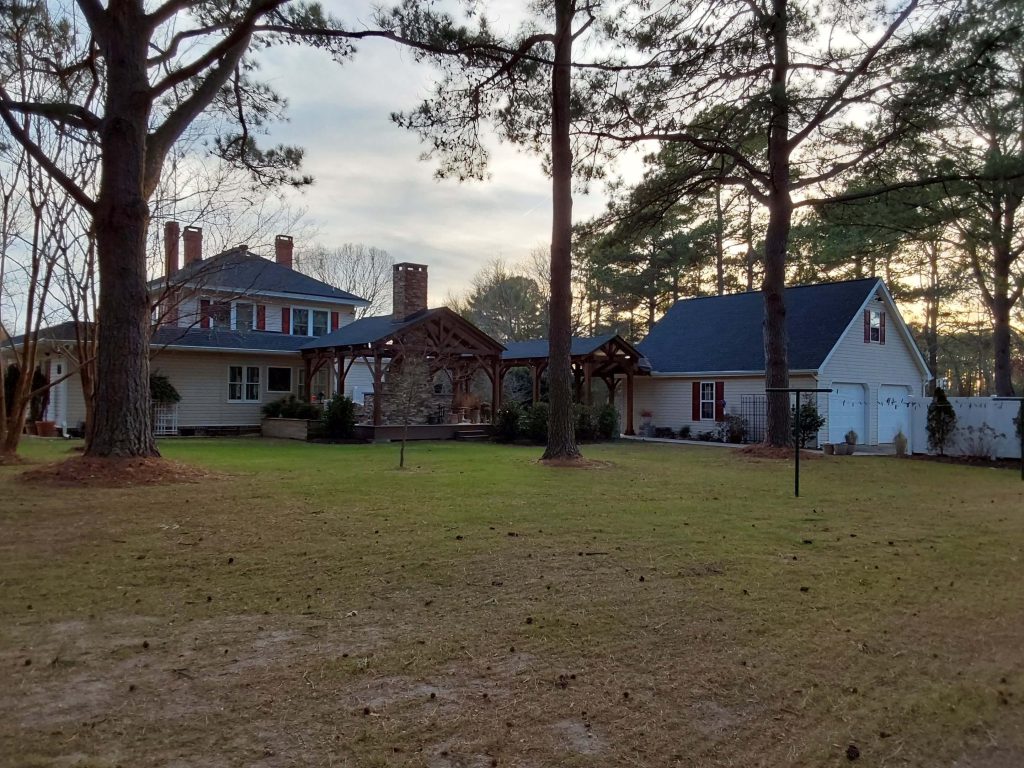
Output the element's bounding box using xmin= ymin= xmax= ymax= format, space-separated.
xmin=295 ymin=243 xmax=393 ymax=317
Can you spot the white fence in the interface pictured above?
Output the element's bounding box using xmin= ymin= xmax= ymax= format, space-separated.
xmin=909 ymin=396 xmax=1022 ymax=459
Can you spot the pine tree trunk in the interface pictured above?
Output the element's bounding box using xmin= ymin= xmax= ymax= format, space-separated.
xmin=990 ymin=237 xmax=1016 ymax=396
xmin=85 ymin=7 xmax=158 ymax=458
xmin=542 ymin=0 xmax=580 ymax=461
xmin=763 ymin=0 xmax=793 ymax=448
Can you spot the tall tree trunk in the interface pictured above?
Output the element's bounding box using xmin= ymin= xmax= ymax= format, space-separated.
xmin=991 ymin=247 xmax=1015 ymax=395
xmin=925 ymin=241 xmax=939 ymax=392
xmin=542 ymin=0 xmax=580 ymax=460
xmin=714 ymin=182 xmax=725 ymax=295
xmin=86 ymin=5 xmax=158 ymax=457
xmin=763 ymin=0 xmax=793 ymax=447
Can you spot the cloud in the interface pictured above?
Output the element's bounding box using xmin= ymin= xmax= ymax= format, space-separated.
xmin=255 ymin=15 xmax=623 ymax=303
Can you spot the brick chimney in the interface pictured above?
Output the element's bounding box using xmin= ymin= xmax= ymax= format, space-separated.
xmin=164 ymin=220 xmax=180 ymax=277
xmin=275 ymin=235 xmax=293 ymax=269
xmin=393 ymin=263 xmax=428 ymax=321
xmin=183 ymin=226 xmax=202 ymax=265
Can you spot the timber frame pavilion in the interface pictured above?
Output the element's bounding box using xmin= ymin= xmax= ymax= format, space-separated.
xmin=301 ymin=309 xmax=649 ymax=437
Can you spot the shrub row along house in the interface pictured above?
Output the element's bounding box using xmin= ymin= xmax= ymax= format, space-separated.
xmin=15 ymin=224 xmax=928 ymax=447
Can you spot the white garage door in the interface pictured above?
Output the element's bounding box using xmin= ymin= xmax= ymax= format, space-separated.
xmin=829 ymin=383 xmax=867 ymax=444
xmin=878 ymin=385 xmax=912 ymax=446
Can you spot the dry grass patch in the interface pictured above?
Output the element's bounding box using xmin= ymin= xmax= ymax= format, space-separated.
xmin=1 ymin=439 xmax=1023 ymax=767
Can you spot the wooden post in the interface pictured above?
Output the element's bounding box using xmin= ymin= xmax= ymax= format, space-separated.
xmin=531 ymin=364 xmax=540 ymax=404
xmin=583 ymin=361 xmax=593 ymax=406
xmin=625 ymin=371 xmax=635 ymax=435
xmin=492 ymin=360 xmax=502 ymax=412
xmin=372 ymin=352 xmax=383 ymax=426
xmin=303 ymin=356 xmax=312 ymax=402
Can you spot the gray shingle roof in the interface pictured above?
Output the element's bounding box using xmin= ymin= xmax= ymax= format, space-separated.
xmin=501 ymin=334 xmax=619 ymax=360
xmin=637 ymin=278 xmax=881 ymax=373
xmin=12 ymin=321 xmax=309 ymax=354
xmin=150 ymin=248 xmax=368 ymax=304
xmin=299 ymin=309 xmax=437 ymax=350
xmin=151 ymin=327 xmax=310 ymax=353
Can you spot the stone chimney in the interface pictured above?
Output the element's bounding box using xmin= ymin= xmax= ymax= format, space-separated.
xmin=275 ymin=235 xmax=293 ymax=269
xmin=183 ymin=226 xmax=202 ymax=265
xmin=393 ymin=263 xmax=428 ymax=321
xmin=164 ymin=220 xmax=180 ymax=277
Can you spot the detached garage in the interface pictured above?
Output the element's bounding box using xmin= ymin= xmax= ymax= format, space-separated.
xmin=629 ymin=277 xmax=931 ymax=447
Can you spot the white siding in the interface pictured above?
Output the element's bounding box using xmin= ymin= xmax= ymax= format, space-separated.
xmin=622 ymin=374 xmax=818 ymax=435
xmin=819 ymin=295 xmax=928 ymax=444
xmin=150 ymin=350 xmax=304 ymax=427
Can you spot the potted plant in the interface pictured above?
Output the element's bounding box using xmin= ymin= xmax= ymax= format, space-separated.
xmin=822 ymin=443 xmax=835 ymax=455
xmin=845 ymin=430 xmax=858 ymax=454
xmin=640 ymin=409 xmax=653 ymax=436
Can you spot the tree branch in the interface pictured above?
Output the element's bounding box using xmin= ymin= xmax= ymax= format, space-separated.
xmin=0 ymin=88 xmax=95 ymax=211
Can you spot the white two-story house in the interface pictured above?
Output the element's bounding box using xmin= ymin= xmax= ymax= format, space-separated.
xmin=26 ymin=222 xmax=372 ymax=435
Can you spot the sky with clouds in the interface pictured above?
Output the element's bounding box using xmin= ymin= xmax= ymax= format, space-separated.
xmin=256 ymin=1 xmax=632 ymax=305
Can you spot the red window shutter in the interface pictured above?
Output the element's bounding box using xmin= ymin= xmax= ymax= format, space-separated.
xmin=256 ymin=304 xmax=266 ymax=331
xmin=200 ymin=299 xmax=210 ymax=329
xmin=715 ymin=381 xmax=725 ymax=421
xmin=331 ymin=311 xmax=340 ymax=331
xmin=691 ymin=382 xmax=701 ymax=421
xmin=879 ymin=312 xmax=886 ymax=344
xmin=863 ymin=309 xmax=871 ymax=342
xmin=281 ymin=307 xmax=290 ymax=335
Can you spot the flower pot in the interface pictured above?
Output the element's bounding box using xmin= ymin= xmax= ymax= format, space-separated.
xmin=36 ymin=420 xmax=58 ymax=437
xmin=833 ymin=443 xmax=848 ymax=456
xmin=823 ymin=443 xmax=835 ymax=456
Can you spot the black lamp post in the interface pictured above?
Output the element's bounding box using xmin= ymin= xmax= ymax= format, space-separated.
xmin=766 ymin=387 xmax=833 ymax=497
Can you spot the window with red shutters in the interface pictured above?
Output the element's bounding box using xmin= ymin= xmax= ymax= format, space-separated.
xmin=281 ymin=307 xmax=290 ymax=334
xmin=714 ymin=381 xmax=725 ymax=421
xmin=691 ymin=382 xmax=700 ymax=421
xmin=200 ymin=299 xmax=211 ymax=329
xmin=256 ymin=305 xmax=266 ymax=331
xmin=331 ymin=311 xmax=340 ymax=331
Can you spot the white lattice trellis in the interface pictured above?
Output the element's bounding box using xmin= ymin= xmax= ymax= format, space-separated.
xmin=153 ymin=403 xmax=179 ymax=436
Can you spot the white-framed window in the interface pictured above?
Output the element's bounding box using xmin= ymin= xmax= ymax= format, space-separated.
xmin=234 ymin=302 xmax=254 ymax=331
xmin=228 ymin=365 xmax=260 ymax=402
xmin=312 ymin=309 xmax=329 ymax=337
xmin=869 ymin=310 xmax=882 ymax=342
xmin=290 ymin=307 xmax=330 ymax=336
xmin=700 ymin=381 xmax=716 ymax=420
xmin=290 ymin=307 xmax=309 ymax=336
xmin=267 ymin=366 xmax=293 ymax=393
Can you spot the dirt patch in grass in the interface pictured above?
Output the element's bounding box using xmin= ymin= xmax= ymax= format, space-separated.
xmin=537 ymin=456 xmax=614 ymax=469
xmin=0 ymin=453 xmax=27 ymax=466
xmin=734 ymin=444 xmax=821 ymax=460
xmin=17 ymin=456 xmax=217 ymax=487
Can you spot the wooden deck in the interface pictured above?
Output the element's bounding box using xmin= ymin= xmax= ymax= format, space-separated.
xmin=353 ymin=423 xmax=492 ymax=443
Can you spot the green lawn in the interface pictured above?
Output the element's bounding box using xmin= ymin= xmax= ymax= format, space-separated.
xmin=2 ymin=438 xmax=1022 ymax=767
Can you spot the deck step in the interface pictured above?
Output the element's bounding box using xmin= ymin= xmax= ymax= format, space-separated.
xmin=455 ymin=429 xmax=490 ymax=441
